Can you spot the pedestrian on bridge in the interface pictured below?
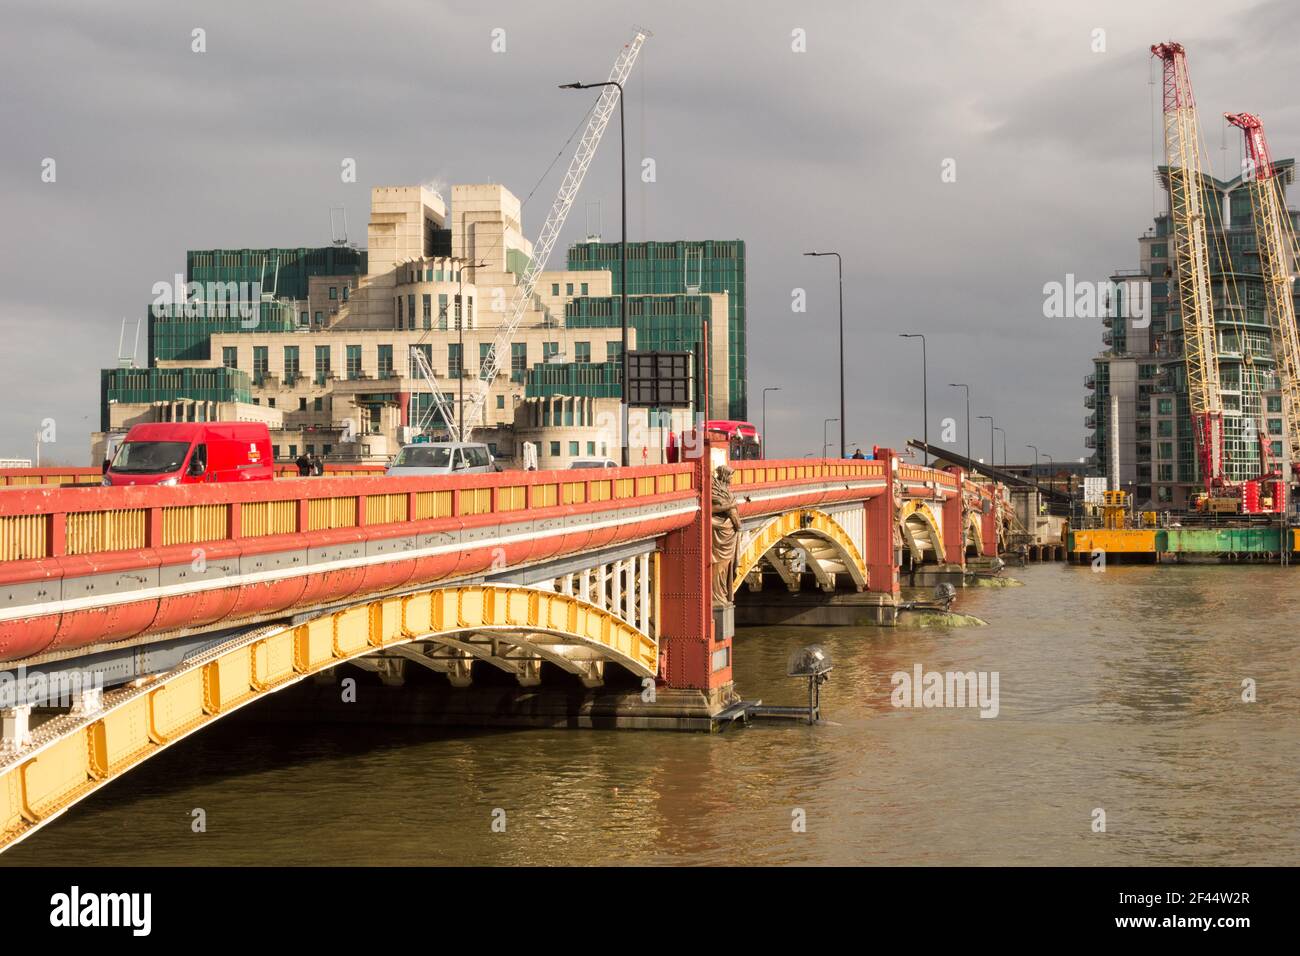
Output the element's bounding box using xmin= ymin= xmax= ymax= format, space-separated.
xmin=295 ymin=452 xmax=311 ymax=477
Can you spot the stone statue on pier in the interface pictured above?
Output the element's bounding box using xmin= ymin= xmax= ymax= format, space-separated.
xmin=711 ymin=464 xmax=742 ymax=607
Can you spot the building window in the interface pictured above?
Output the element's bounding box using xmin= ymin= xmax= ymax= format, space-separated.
xmin=1268 ymin=395 xmax=1282 ymax=413
xmin=543 ymin=341 xmax=559 ymax=360
xmin=566 ymin=283 xmax=574 ymax=295
xmin=222 ymin=346 xmax=238 ymax=369
xmin=407 ymin=295 xmax=416 ymax=330
xmin=496 ymin=395 xmax=505 ymax=409
xmin=324 ymin=444 xmax=333 ymax=455
xmin=253 ymin=346 xmax=268 ymax=385
xmin=606 ymin=342 xmax=622 ymax=363
xmin=438 ymin=294 xmax=449 ymax=330
xmin=552 ymin=283 xmax=560 ymax=295
xmin=273 ymin=445 xmax=280 ymax=460
xmin=423 ymin=294 xmax=432 ymax=330
xmin=346 ymin=344 xmax=362 ymax=379
xmin=288 ymin=445 xmax=297 ymax=459
xmin=587 ymin=441 xmax=596 ymax=455
xmin=299 ymin=311 xmax=308 ymax=326
xmin=378 ymin=344 xmax=393 ymax=379
xmin=342 ymin=286 xmax=349 ymax=302
xmin=569 ymin=441 xmax=579 ymax=456
xmin=1157 ymin=398 xmax=1173 ymax=415
xmin=575 ymin=342 xmax=591 ymax=363
xmin=314 ymin=311 xmax=323 ymax=325
xmin=411 ymin=343 xmax=432 ymax=373
xmin=315 ymin=345 xmax=331 ymax=384
xmin=283 ymin=345 xmax=299 ymax=382
xmin=267 ymin=398 xmax=276 ymax=408
xmin=396 ymin=297 xmax=403 ymax=326
xmin=1269 ymin=418 xmax=1283 ymax=435
xmin=329 ymin=286 xmax=338 ymax=300
xmin=454 ymin=295 xmax=463 ymax=330
xmin=448 ymin=343 xmax=463 ymax=378
xmin=314 ymin=397 xmax=324 ymax=412
xmin=581 ymin=282 xmax=588 ymax=296
xmin=550 ymin=441 xmax=561 ymax=457
xmin=511 ymin=342 xmax=527 ymax=382
xmin=479 ymin=342 xmax=492 ymax=373
xmin=298 ymin=397 xmax=307 ymax=411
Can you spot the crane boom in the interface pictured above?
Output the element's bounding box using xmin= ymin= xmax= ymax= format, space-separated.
xmin=1226 ymin=111 xmax=1300 ymax=476
xmin=1152 ymin=42 xmax=1226 ymax=493
xmin=456 ymin=28 xmax=649 ymax=442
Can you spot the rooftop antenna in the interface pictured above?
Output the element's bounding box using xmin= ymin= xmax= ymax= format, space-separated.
xmin=585 ymin=201 xmax=602 ymax=242
xmin=117 ymin=318 xmax=142 ymax=369
xmin=330 ymin=204 xmax=350 ymax=247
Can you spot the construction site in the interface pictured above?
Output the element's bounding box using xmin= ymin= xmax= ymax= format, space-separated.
xmin=1071 ymin=42 xmax=1300 ymax=562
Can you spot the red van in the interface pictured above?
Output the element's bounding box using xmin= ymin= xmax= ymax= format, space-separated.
xmin=104 ymin=422 xmax=274 ymax=486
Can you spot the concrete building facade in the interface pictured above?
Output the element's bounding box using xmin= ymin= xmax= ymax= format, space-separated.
xmin=97 ymin=183 xmax=744 ymax=470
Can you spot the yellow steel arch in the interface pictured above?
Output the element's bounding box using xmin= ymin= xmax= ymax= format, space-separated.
xmin=732 ymin=508 xmax=867 ymax=594
xmin=898 ymin=500 xmax=945 ymax=563
xmin=0 ymin=584 xmax=655 ymax=854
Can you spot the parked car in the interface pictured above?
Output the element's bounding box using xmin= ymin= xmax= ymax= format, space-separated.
xmin=103 ymin=422 xmax=274 ymax=486
xmin=568 ymin=457 xmax=618 ymax=469
xmin=386 ymin=442 xmax=496 ymax=476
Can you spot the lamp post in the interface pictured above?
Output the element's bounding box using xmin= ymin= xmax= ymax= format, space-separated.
xmin=823 ymin=417 xmax=838 ymax=459
xmin=804 ymin=251 xmax=845 ymax=458
xmin=762 ymin=386 xmax=781 ymax=460
xmin=1027 ymin=444 xmax=1039 ymax=478
xmin=949 ymin=383 xmax=970 ymax=466
xmin=562 ymin=79 xmax=628 ymax=465
xmin=977 ymin=415 xmax=994 ymax=467
xmin=1044 ymin=453 xmax=1055 ymax=493
xmin=899 ymin=333 xmax=927 ymax=465
xmin=994 ymin=426 xmax=1006 ymax=468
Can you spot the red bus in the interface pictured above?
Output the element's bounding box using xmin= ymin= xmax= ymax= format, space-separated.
xmin=666 ymin=420 xmax=763 ymax=462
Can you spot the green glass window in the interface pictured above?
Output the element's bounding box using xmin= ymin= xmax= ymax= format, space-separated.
xmin=283 ymin=345 xmax=299 ymax=381
xmin=378 ymin=344 xmax=393 ymax=378
xmin=575 ymin=342 xmax=591 ymax=363
xmin=549 ymin=441 xmax=560 ymax=457
xmin=448 ymin=344 xmax=463 ymax=378
xmin=252 ymin=346 xmax=268 ymax=385
xmin=222 ymin=346 xmax=238 ymax=369
xmin=346 ymin=345 xmax=362 ymax=380
xmin=423 ymin=294 xmax=432 ymax=330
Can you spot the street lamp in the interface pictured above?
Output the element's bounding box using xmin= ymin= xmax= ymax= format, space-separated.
xmin=762 ymin=386 xmax=781 ymax=460
xmin=823 ymin=417 xmax=839 ymax=459
xmin=804 ymin=251 xmax=845 ymax=458
xmin=994 ymin=426 xmax=1006 ymax=468
xmin=1027 ymin=444 xmax=1039 ymax=478
xmin=562 ymin=79 xmax=628 ymax=465
xmin=899 ymin=333 xmax=927 ymax=465
xmin=977 ymin=415 xmax=994 ymax=468
xmin=949 ymin=383 xmax=970 ymax=467
xmin=1043 ymin=453 xmax=1055 ymax=493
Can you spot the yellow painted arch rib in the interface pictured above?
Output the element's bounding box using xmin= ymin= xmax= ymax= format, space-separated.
xmin=0 ymin=584 xmax=655 ymax=855
xmin=898 ymin=500 xmax=946 ymax=563
xmin=732 ymin=508 xmax=868 ymax=594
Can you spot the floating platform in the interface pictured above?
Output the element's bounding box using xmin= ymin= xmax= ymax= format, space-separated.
xmin=1068 ymin=527 xmax=1297 ymax=562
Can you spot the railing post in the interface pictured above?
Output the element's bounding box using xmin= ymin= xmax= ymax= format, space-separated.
xmin=865 ymin=450 xmax=900 ymax=597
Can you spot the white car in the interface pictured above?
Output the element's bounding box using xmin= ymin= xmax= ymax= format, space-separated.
xmin=386 ymin=442 xmax=496 ymax=476
xmin=568 ymin=457 xmax=618 ymax=469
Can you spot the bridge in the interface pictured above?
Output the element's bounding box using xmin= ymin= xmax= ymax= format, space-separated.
xmin=0 ymin=439 xmax=1007 ymax=851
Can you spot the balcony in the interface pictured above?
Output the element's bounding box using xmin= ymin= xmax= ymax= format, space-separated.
xmin=1101 ymin=331 xmax=1114 ymax=346
xmin=1084 ymin=394 xmax=1096 ymax=409
xmin=1084 ymin=435 xmax=1097 ymax=449
xmin=1084 ymin=373 xmax=1096 ymax=389
xmin=1085 ymin=414 xmax=1097 ymax=429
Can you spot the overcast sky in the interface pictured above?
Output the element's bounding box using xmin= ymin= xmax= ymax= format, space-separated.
xmin=3 ymin=0 xmax=1298 ymax=464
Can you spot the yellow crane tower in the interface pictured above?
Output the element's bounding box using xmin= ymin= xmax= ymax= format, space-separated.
xmin=1226 ymin=112 xmax=1300 ymax=487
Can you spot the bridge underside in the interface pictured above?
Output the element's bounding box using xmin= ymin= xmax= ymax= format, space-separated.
xmin=0 ymin=581 xmax=657 ymax=853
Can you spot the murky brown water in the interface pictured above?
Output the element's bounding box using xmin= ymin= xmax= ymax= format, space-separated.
xmin=5 ymin=564 xmax=1299 ymax=866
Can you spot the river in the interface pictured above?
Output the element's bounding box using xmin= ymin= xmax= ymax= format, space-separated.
xmin=5 ymin=563 xmax=1298 ymax=866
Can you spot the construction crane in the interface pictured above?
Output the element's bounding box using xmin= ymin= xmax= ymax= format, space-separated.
xmin=1226 ymin=112 xmax=1300 ymax=497
xmin=414 ymin=28 xmax=649 ymax=443
xmin=1152 ymin=42 xmax=1228 ymax=508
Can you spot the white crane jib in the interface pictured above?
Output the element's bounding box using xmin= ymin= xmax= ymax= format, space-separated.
xmin=450 ymin=28 xmax=649 ymax=443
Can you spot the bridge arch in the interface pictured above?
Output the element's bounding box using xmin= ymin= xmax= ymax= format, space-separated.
xmin=898 ymin=500 xmax=945 ymax=565
xmin=0 ymin=584 xmax=655 ymax=854
xmin=732 ymin=508 xmax=867 ymax=594
xmin=965 ymin=511 xmax=984 ymax=556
